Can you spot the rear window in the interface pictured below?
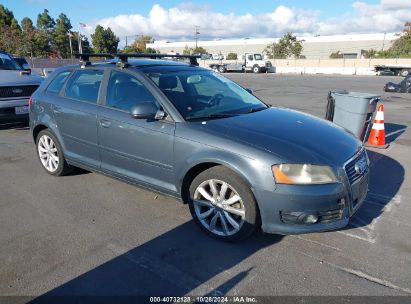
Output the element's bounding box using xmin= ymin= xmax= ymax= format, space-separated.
xmin=46 ymin=71 xmax=71 ymax=94
xmin=64 ymin=70 xmax=104 ymax=103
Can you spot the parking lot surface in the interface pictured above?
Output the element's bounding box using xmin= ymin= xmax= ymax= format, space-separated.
xmin=0 ymin=74 xmax=410 ymax=298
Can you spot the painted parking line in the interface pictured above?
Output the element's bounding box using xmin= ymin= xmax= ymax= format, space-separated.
xmin=336 ymin=192 xmax=402 ymax=244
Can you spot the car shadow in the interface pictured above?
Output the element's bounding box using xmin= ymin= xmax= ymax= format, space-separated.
xmin=384 ymin=123 xmax=407 ymax=144
xmin=345 ymin=149 xmax=404 ymax=229
xmin=0 ymin=117 xmax=29 ymax=131
xmin=30 ymin=222 xmax=282 ymax=301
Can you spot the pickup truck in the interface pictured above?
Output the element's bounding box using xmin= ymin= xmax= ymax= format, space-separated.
xmin=0 ymin=50 xmax=42 ymax=119
xmin=209 ymin=53 xmax=273 ymax=73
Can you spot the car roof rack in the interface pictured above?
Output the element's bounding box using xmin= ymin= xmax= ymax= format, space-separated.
xmin=75 ymin=53 xmax=200 ymax=68
xmin=116 ymin=53 xmax=201 ymax=67
xmin=75 ymin=53 xmax=114 ymax=67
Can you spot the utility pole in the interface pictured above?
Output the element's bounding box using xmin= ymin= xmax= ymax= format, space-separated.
xmin=194 ymin=26 xmax=200 ymax=49
xmin=67 ymin=31 xmax=73 ymax=57
xmin=382 ymin=32 xmax=386 ymax=51
xmin=125 ymin=36 xmax=128 ymax=48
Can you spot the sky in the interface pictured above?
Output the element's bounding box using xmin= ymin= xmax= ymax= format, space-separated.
xmin=2 ymin=0 xmax=411 ymax=43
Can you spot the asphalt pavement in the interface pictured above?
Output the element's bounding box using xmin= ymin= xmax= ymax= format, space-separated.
xmin=0 ymin=74 xmax=410 ymax=299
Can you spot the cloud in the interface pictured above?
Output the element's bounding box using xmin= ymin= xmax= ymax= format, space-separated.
xmin=87 ymin=1 xmax=411 ymax=41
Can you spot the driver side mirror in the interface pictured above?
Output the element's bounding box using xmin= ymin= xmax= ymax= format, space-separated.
xmin=130 ymin=102 xmax=165 ymax=120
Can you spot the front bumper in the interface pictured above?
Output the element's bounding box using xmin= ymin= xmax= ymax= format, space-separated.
xmin=0 ymin=98 xmax=29 ymax=118
xmin=255 ymin=171 xmax=369 ymax=235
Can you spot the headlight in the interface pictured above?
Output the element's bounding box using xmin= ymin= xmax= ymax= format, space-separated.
xmin=272 ymin=164 xmax=337 ymax=185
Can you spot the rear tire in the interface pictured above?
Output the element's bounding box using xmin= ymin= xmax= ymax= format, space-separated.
xmin=36 ymin=129 xmax=73 ymax=176
xmin=188 ymin=166 xmax=259 ymax=242
xmin=218 ymin=65 xmax=226 ymax=73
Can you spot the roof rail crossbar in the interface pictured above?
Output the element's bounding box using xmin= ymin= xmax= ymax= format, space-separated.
xmin=74 ymin=53 xmax=115 ymax=66
xmin=113 ymin=53 xmax=201 ymax=66
xmin=75 ymin=53 xmax=201 ymax=67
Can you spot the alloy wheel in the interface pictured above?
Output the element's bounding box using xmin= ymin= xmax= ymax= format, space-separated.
xmin=38 ymin=134 xmax=60 ymax=172
xmin=193 ymin=179 xmax=245 ymax=236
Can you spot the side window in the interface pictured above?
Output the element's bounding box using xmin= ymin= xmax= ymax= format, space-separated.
xmin=65 ymin=70 xmax=104 ymax=103
xmin=106 ymin=71 xmax=158 ymax=112
xmin=46 ymin=71 xmax=71 ymax=94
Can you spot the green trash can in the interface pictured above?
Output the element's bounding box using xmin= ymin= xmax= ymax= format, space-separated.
xmin=325 ymin=91 xmax=379 ymax=141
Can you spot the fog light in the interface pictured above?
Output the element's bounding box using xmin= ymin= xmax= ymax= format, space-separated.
xmin=303 ymin=214 xmax=319 ymax=224
xmin=280 ymin=211 xmax=319 ymax=224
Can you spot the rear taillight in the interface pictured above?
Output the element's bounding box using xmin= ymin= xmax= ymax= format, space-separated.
xmin=28 ymin=96 xmax=33 ymax=107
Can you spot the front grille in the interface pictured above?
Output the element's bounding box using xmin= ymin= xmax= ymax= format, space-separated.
xmin=318 ymin=202 xmax=344 ymax=223
xmin=344 ymin=150 xmax=368 ymax=184
xmin=0 ymin=85 xmax=39 ymax=99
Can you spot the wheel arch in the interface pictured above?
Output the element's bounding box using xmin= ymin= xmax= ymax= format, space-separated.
xmin=32 ymin=124 xmax=48 ymax=143
xmin=179 ymin=157 xmax=259 ymax=205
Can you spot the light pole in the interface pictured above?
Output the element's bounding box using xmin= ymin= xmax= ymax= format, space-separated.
xmin=67 ymin=31 xmax=73 ymax=57
xmin=194 ymin=26 xmax=200 ymax=49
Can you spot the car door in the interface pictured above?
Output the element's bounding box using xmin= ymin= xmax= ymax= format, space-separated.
xmin=98 ymin=70 xmax=176 ymax=193
xmin=52 ymin=69 xmax=105 ymax=169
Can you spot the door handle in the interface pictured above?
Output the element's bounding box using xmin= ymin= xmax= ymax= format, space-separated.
xmin=99 ymin=119 xmax=111 ymax=128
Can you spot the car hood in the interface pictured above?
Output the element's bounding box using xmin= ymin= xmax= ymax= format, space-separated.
xmin=0 ymin=70 xmax=43 ymax=86
xmin=194 ymin=107 xmax=361 ymax=166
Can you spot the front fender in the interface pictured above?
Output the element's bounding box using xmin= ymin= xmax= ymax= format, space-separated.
xmin=174 ymin=138 xmax=276 ymax=197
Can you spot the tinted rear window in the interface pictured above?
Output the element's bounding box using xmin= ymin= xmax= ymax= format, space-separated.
xmin=65 ymin=70 xmax=104 ymax=103
xmin=46 ymin=71 xmax=71 ymax=94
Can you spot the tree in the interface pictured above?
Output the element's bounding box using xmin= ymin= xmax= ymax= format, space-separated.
xmin=329 ymin=51 xmax=343 ymax=59
xmin=35 ymin=9 xmax=55 ymax=55
xmin=0 ymin=5 xmax=24 ymax=55
xmin=36 ymin=9 xmax=55 ymax=31
xmin=226 ymin=52 xmax=237 ymax=60
xmin=122 ymin=35 xmax=156 ymax=53
xmin=91 ymin=25 xmax=119 ymax=53
xmin=21 ymin=17 xmax=34 ymax=32
xmin=386 ymin=22 xmax=411 ymax=58
xmin=182 ymin=45 xmax=207 ymax=55
xmin=52 ymin=13 xmax=72 ymax=58
xmin=0 ymin=4 xmax=15 ymax=27
xmin=363 ymin=49 xmax=377 ymax=59
xmin=264 ymin=32 xmax=303 ymax=59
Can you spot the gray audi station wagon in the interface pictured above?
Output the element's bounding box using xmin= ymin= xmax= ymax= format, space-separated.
xmin=30 ymin=54 xmax=369 ymax=241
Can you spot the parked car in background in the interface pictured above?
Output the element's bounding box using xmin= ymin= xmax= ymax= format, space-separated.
xmin=30 ymin=53 xmax=369 ymax=241
xmin=384 ymin=76 xmax=411 ymax=93
xmin=376 ymin=68 xmax=394 ymax=76
xmin=0 ymin=50 xmax=42 ymax=119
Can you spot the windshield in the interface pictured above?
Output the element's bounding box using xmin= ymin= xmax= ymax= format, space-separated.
xmin=0 ymin=53 xmax=22 ymax=71
xmin=254 ymin=54 xmax=263 ymax=60
xmin=146 ymin=70 xmax=267 ymax=120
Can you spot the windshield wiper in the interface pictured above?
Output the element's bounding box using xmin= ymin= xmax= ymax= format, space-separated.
xmin=185 ymin=113 xmax=238 ymax=121
xmin=248 ymin=107 xmax=268 ymax=113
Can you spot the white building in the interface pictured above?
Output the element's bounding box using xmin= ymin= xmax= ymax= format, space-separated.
xmin=147 ymin=33 xmax=400 ymax=59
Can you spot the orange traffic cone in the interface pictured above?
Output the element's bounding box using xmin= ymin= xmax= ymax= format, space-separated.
xmin=366 ymin=104 xmax=389 ymax=149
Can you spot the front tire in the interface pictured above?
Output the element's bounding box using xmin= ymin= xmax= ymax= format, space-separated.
xmin=253 ymin=65 xmax=260 ymax=73
xmin=188 ymin=166 xmax=259 ymax=241
xmin=36 ymin=129 xmax=72 ymax=176
xmin=400 ymin=69 xmax=409 ymax=77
